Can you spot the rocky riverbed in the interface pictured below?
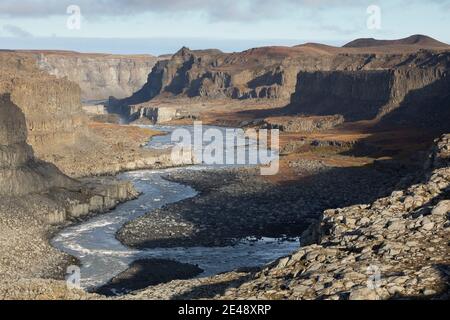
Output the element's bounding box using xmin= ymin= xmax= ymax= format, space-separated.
xmin=0 ymin=172 xmax=139 ymax=299
xmin=96 ymin=259 xmax=204 ymax=296
xmin=118 ymin=159 xmax=408 ymax=249
xmin=126 ymin=134 xmax=450 ymax=300
xmin=1 ymin=135 xmax=448 ymax=300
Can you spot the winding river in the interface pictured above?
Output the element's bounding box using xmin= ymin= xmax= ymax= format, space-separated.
xmin=51 ymin=125 xmax=300 ymax=291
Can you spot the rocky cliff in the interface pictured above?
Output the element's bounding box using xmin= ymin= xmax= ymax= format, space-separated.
xmin=112 ymin=36 xmax=450 ymax=128
xmin=0 ymin=93 xmax=75 ymax=196
xmin=112 ymin=46 xmax=317 ymax=110
xmin=217 ymin=134 xmax=450 ymax=300
xmin=289 ymin=51 xmax=450 ymax=126
xmin=34 ymin=51 xmax=160 ymax=101
xmin=0 ymin=52 xmax=88 ymax=160
xmin=0 ymin=52 xmax=139 ymax=210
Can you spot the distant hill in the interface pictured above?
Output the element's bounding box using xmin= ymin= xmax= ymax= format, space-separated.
xmin=344 ymin=35 xmax=449 ymax=49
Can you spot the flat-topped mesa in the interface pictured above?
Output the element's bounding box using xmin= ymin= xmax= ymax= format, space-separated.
xmin=0 ymin=94 xmax=74 ymax=197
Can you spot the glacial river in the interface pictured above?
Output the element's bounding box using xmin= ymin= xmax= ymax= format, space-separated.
xmin=51 ymin=125 xmax=300 ymax=291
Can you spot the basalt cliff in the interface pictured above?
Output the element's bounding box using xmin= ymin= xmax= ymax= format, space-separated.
xmin=0 ymin=52 xmax=87 ymax=169
xmin=34 ymin=51 xmax=160 ymax=101
xmin=0 ymin=51 xmax=181 ymax=178
xmin=0 ymin=93 xmax=73 ymax=197
xmin=112 ymin=35 xmax=450 ymax=128
xmin=0 ymin=51 xmax=138 ymax=225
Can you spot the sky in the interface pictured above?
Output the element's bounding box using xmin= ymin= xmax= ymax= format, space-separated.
xmin=0 ymin=0 xmax=449 ymax=55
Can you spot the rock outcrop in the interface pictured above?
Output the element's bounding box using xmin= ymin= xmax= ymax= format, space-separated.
xmin=0 ymin=51 xmax=178 ymax=178
xmin=111 ymin=36 xmax=450 ymax=129
xmin=110 ymin=46 xmax=314 ymax=111
xmin=0 ymin=93 xmax=75 ymax=197
xmin=34 ymin=51 xmax=160 ymax=100
xmin=262 ymin=115 xmax=345 ymax=133
xmin=289 ymin=51 xmax=450 ymax=126
xmin=0 ymin=52 xmax=140 ymax=216
xmin=128 ymin=105 xmax=179 ymax=123
xmin=0 ymin=52 xmax=87 ymax=159
xmin=214 ymin=134 xmax=450 ymax=300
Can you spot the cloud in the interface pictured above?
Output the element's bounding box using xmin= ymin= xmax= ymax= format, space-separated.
xmin=2 ymin=24 xmax=33 ymax=37
xmin=0 ymin=0 xmax=374 ymax=21
xmin=315 ymin=24 xmax=360 ymax=36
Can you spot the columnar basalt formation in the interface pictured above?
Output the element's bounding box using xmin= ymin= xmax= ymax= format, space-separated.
xmin=290 ymin=51 xmax=450 ymax=124
xmin=0 ymin=52 xmax=140 ymax=214
xmin=35 ymin=51 xmax=160 ymax=100
xmin=291 ymin=70 xmax=394 ymax=121
xmin=0 ymin=94 xmax=74 ymax=197
xmin=0 ymin=51 xmax=190 ymax=178
xmin=111 ymin=36 xmax=450 ymax=128
xmin=0 ymin=52 xmax=89 ymax=161
xmin=128 ymin=106 xmax=179 ymax=123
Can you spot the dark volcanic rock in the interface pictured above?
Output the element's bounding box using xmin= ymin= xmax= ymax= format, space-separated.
xmin=118 ymin=163 xmax=408 ymax=249
xmin=0 ymin=93 xmax=75 ymax=196
xmin=95 ymin=259 xmax=204 ymax=296
xmin=111 ymin=39 xmax=450 ymax=131
xmin=289 ymin=51 xmax=450 ymax=126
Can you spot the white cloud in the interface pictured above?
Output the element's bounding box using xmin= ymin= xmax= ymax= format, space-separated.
xmin=0 ymin=0 xmax=373 ymax=21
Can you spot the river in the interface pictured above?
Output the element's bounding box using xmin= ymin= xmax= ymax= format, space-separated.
xmin=51 ymin=125 xmax=300 ymax=291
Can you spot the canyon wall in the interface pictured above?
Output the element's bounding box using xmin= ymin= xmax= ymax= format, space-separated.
xmin=0 ymin=93 xmax=74 ymax=196
xmin=291 ymin=70 xmax=394 ymax=121
xmin=112 ymin=46 xmax=316 ymax=110
xmin=35 ymin=51 xmax=160 ymax=101
xmin=0 ymin=52 xmax=88 ymax=158
xmin=112 ymin=38 xmax=450 ymax=128
xmin=289 ymin=51 xmax=450 ymax=125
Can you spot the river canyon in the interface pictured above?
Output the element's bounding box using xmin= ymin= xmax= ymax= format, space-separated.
xmin=0 ymin=35 xmax=449 ymax=301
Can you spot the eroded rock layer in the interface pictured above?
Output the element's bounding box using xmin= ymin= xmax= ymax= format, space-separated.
xmin=0 ymin=94 xmax=73 ymax=196
xmin=0 ymin=52 xmax=87 ymax=157
xmin=290 ymin=51 xmax=450 ymax=123
xmin=112 ymin=37 xmax=450 ymax=128
xmin=35 ymin=51 xmax=160 ymax=100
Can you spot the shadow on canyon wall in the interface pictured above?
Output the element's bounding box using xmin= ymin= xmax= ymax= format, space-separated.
xmin=342 ymin=76 xmax=450 ymax=159
xmin=377 ymin=76 xmax=450 ymax=130
xmin=238 ymin=72 xmax=450 ymax=133
xmin=0 ymin=93 xmax=75 ymax=196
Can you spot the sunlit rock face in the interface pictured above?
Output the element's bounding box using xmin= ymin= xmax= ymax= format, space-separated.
xmin=0 ymin=51 xmax=89 ymax=157
xmin=36 ymin=52 xmax=160 ymax=101
xmin=0 ymin=94 xmax=73 ymax=197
